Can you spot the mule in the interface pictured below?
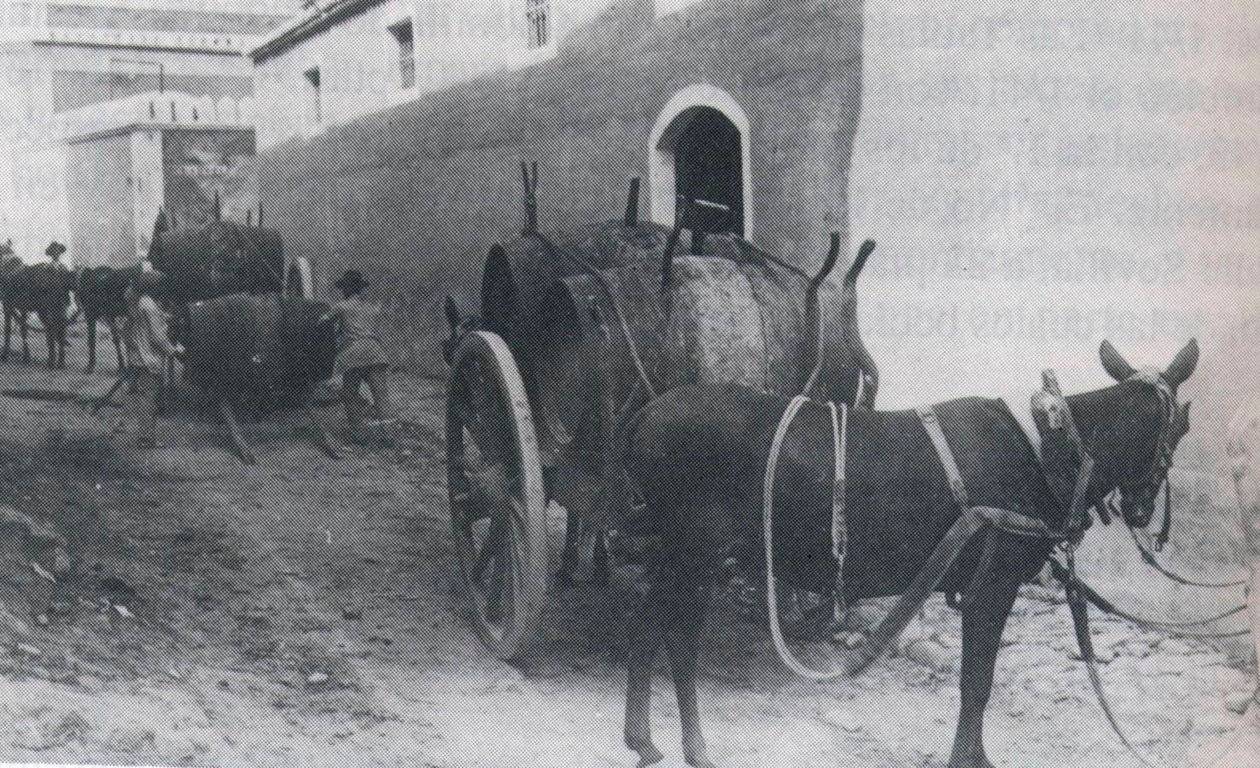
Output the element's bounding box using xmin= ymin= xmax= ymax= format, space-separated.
xmin=77 ymin=265 xmax=142 ymax=373
xmin=1 ymin=263 xmax=75 ymax=369
xmin=619 ymin=340 xmax=1198 ymax=768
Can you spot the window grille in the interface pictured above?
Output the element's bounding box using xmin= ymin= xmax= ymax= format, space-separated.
xmin=304 ymin=67 xmax=321 ymax=125
xmin=389 ymin=20 xmax=415 ymax=90
xmin=525 ymin=0 xmax=550 ymax=49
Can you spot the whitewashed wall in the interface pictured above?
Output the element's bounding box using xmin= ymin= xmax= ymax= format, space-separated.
xmin=254 ymin=0 xmax=595 ymax=149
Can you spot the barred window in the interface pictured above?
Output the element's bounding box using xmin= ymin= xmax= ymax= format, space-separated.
xmin=525 ymin=0 xmax=550 ymax=49
xmin=303 ymin=67 xmax=321 ymax=125
xmin=389 ymin=19 xmax=415 ymax=90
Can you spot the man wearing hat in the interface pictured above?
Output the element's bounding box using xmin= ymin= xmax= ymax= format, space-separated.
xmin=321 ymin=269 xmax=392 ymax=439
xmin=121 ymin=270 xmax=180 ymax=448
xmin=45 ymin=241 xmax=68 ymax=267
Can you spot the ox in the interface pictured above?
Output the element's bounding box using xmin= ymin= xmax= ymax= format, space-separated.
xmin=1 ymin=261 xmax=75 ymax=369
xmin=76 ymin=265 xmax=142 ymax=373
xmin=619 ymin=340 xmax=1198 ymax=768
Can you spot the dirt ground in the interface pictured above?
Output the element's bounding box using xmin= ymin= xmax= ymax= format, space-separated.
xmin=0 ymin=334 xmax=1256 ymax=768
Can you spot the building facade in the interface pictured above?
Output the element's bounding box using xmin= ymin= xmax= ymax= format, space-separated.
xmin=62 ymin=90 xmax=258 ymax=268
xmin=0 ymin=0 xmax=297 ymax=262
xmin=252 ymin=0 xmax=864 ymax=373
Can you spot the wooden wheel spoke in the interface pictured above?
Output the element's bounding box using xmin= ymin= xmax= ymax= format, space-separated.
xmin=473 ymin=516 xmax=506 ymax=584
xmin=485 ymin=544 xmax=508 ymax=622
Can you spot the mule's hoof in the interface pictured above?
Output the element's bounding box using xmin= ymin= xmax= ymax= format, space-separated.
xmin=626 ymin=736 xmax=664 ymax=768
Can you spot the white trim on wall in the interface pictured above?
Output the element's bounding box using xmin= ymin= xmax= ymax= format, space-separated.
xmin=648 ymin=83 xmax=753 ymax=240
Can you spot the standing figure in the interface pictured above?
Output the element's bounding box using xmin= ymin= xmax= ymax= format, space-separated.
xmin=321 ymin=269 xmax=392 ymax=441
xmin=45 ymin=241 xmax=68 ymax=269
xmin=121 ymin=271 xmax=180 ymax=448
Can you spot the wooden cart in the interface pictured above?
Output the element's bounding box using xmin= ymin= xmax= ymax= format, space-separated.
xmin=445 ymin=165 xmax=875 ymax=659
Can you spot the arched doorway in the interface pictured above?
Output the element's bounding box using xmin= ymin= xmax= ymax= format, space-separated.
xmin=649 ymin=85 xmax=752 ymax=239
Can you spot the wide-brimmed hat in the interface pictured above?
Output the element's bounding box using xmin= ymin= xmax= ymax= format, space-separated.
xmin=45 ymin=241 xmax=67 ymax=258
xmin=334 ymin=269 xmax=369 ymax=292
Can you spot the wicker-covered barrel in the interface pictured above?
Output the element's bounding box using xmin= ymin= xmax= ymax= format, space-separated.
xmin=534 ymin=252 xmax=856 ymax=462
xmin=149 ymin=221 xmax=284 ymax=305
xmin=183 ymin=293 xmax=335 ymax=407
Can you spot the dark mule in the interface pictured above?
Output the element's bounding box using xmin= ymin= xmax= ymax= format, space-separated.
xmin=620 ymin=340 xmax=1198 ymax=768
xmin=1 ymin=263 xmax=75 ymax=369
xmin=76 ymin=265 xmax=142 ymax=373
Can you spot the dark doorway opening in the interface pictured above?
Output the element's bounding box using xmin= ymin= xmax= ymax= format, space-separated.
xmin=673 ymin=107 xmax=744 ymax=236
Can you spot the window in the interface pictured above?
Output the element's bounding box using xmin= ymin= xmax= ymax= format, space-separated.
xmin=389 ymin=19 xmax=415 ymax=90
xmin=525 ymin=0 xmax=550 ymax=49
xmin=303 ymin=66 xmax=321 ymax=125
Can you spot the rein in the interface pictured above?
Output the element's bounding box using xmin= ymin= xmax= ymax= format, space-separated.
xmin=1033 ymin=369 xmax=1251 ymax=768
xmin=1129 ymin=526 xmax=1248 ymax=590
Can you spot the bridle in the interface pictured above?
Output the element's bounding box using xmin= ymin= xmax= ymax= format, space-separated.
xmin=1041 ymin=368 xmax=1180 ymax=542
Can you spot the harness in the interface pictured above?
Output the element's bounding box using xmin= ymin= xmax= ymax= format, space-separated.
xmin=760 ymin=369 xmax=1247 ymax=767
xmin=760 ymin=396 xmax=1060 ymax=681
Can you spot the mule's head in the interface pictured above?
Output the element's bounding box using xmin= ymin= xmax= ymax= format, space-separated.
xmin=1087 ymin=339 xmax=1198 ymax=528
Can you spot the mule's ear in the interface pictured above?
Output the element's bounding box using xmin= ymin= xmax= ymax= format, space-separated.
xmin=1163 ymin=339 xmax=1199 ymax=386
xmin=1100 ymin=340 xmax=1136 ymax=381
xmin=444 ymin=295 xmax=461 ymax=331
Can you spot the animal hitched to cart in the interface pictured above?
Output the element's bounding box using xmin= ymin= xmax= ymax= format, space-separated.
xmin=320 ymin=269 xmax=394 ymax=441
xmin=121 ymin=270 xmax=182 ymax=448
xmin=618 ymin=340 xmax=1198 ymax=768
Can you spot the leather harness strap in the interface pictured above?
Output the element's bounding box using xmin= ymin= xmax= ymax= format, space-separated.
xmin=761 ymin=398 xmax=1061 ymax=682
xmin=916 ymin=405 xmax=968 ymax=508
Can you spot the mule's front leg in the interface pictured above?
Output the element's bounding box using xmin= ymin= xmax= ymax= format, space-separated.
xmin=669 ymin=563 xmax=718 ymax=768
xmin=947 ymin=572 xmax=1021 ymax=768
xmin=625 ymin=562 xmax=679 ymax=767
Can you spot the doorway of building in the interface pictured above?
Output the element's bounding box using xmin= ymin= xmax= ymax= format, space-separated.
xmin=649 ymin=85 xmax=752 ymax=239
xmin=672 ymin=107 xmax=744 ymax=235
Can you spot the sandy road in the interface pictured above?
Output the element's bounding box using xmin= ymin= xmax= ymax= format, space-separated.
xmin=0 ymin=356 xmax=1254 ymax=767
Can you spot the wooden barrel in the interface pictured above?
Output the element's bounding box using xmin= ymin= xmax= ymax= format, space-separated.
xmin=183 ymin=293 xmax=335 ymax=406
xmin=480 ymin=220 xmax=671 ymax=345
xmin=149 ymin=221 xmax=284 ymax=305
xmin=534 ymin=254 xmax=854 ymax=462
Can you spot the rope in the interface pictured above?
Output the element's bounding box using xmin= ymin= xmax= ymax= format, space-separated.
xmin=827 ymin=401 xmax=848 ymax=622
xmin=1051 ymin=559 xmax=1249 ymax=638
xmin=1129 ymin=527 xmax=1247 ymax=589
xmin=764 ymin=395 xmax=852 ymax=680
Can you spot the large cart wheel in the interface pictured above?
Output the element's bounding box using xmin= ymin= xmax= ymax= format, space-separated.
xmin=447 ymin=330 xmax=548 ymax=660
